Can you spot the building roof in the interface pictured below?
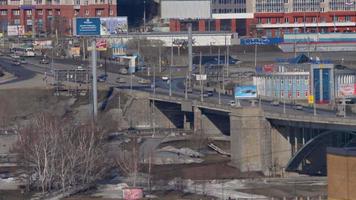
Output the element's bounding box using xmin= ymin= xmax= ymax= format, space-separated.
xmin=327 ymin=147 xmax=356 ymax=157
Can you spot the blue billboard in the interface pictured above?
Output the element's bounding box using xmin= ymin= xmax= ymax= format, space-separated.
xmin=75 ymin=18 xmax=101 ymax=36
xmin=235 ymin=86 xmax=257 ymax=99
xmin=240 ymin=38 xmax=283 ymax=45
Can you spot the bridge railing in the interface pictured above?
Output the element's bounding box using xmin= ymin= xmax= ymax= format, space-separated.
xmin=265 ymin=112 xmax=356 ymax=125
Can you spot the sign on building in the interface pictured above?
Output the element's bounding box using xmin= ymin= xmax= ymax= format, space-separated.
xmin=240 ymin=38 xmax=283 ymax=45
xmin=338 ymin=84 xmax=356 ymax=97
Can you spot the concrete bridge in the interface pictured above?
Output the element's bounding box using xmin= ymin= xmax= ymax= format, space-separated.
xmin=147 ymin=94 xmax=356 ymax=175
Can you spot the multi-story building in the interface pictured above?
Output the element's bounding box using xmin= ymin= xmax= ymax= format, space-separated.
xmin=0 ymin=0 xmax=117 ymax=35
xmin=165 ymin=0 xmax=356 ymax=37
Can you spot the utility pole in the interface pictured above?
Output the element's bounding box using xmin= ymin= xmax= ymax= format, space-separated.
xmin=187 ymin=23 xmax=193 ymax=91
xmin=31 ymin=9 xmax=35 ymax=40
xmin=143 ymin=0 xmax=146 ymax=32
xmin=158 ymin=45 xmax=162 ymax=73
xmin=91 ymin=39 xmax=98 ymax=119
xmin=200 ymin=52 xmax=203 ymax=102
xmin=169 ymin=39 xmax=173 ymax=97
xmin=227 ymin=43 xmax=230 ymax=77
xmin=218 ymin=48 xmax=221 ymax=104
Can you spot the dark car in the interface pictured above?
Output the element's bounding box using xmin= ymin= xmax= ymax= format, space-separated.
xmin=97 ymin=74 xmax=108 ymax=82
xmin=39 ymin=58 xmax=50 ymax=64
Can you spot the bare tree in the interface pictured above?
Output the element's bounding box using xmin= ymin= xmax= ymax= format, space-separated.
xmin=13 ymin=113 xmax=108 ymax=194
xmin=115 ymin=136 xmax=142 ymax=187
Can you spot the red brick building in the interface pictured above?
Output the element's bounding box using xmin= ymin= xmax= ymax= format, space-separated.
xmin=0 ymin=0 xmax=117 ymax=36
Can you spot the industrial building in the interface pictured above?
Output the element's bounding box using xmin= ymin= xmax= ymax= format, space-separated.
xmin=161 ymin=0 xmax=356 ymax=36
xmin=0 ymin=0 xmax=117 ymax=35
xmin=253 ymin=55 xmax=356 ymax=104
xmin=327 ymin=147 xmax=356 ymax=200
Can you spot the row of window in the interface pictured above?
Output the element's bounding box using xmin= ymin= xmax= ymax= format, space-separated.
xmin=212 ymin=0 xmax=246 ymax=4
xmin=212 ymin=8 xmax=246 ymax=13
xmin=0 ymin=8 xmax=113 ymax=16
xmin=257 ymin=15 xmax=353 ymax=24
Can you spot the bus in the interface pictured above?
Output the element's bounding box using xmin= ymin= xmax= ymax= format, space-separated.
xmin=12 ymin=47 xmax=35 ymax=57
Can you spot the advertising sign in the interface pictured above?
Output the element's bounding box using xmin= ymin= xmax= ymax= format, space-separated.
xmin=69 ymin=47 xmax=81 ymax=57
xmin=87 ymin=38 xmax=107 ymax=51
xmin=240 ymin=38 xmax=283 ymax=45
xmin=122 ymin=188 xmax=143 ymax=200
xmin=33 ymin=40 xmax=53 ymax=49
xmin=196 ymin=74 xmax=207 ymax=81
xmin=74 ymin=18 xmax=101 ymax=36
xmin=263 ymin=64 xmax=274 ymax=73
xmin=308 ymin=95 xmax=314 ymax=104
xmin=7 ymin=25 xmax=25 ymax=36
xmin=112 ymin=43 xmax=127 ymax=57
xmin=338 ymin=84 xmax=356 ymax=97
xmin=234 ymin=86 xmax=257 ymax=99
xmin=95 ymin=38 xmax=107 ymax=51
xmin=100 ymin=17 xmax=128 ymax=35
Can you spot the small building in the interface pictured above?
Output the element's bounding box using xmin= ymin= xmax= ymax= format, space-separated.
xmin=254 ymin=55 xmax=356 ymax=104
xmin=327 ymin=147 xmax=356 ymax=200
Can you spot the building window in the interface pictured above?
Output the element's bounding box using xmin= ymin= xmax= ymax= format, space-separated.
xmin=56 ymin=9 xmax=60 ymax=15
xmin=14 ymin=19 xmax=20 ymax=25
xmin=285 ymin=18 xmax=289 ymax=23
xmin=0 ymin=10 xmax=7 ymax=15
xmin=48 ymin=10 xmax=52 ymax=15
xmin=26 ymin=10 xmax=32 ymax=15
xmin=85 ymin=9 xmax=89 ymax=15
xmin=74 ymin=10 xmax=79 ymax=16
xmin=37 ymin=9 xmax=43 ymax=15
xmin=13 ymin=10 xmax=20 ymax=16
xmin=109 ymin=9 xmax=113 ymax=15
xmin=96 ymin=9 xmax=103 ymax=16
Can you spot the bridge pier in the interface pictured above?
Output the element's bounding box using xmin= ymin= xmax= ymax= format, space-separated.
xmin=230 ymin=107 xmax=271 ymax=174
xmin=193 ymin=106 xmax=202 ymax=133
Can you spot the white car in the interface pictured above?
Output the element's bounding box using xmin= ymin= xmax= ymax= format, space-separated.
xmin=161 ymin=76 xmax=169 ymax=81
xmin=229 ymin=100 xmax=236 ymax=106
xmin=77 ymin=66 xmax=84 ymax=70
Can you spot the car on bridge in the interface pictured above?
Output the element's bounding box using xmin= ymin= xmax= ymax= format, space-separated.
xmin=294 ymin=104 xmax=303 ymax=110
xmin=39 ymin=58 xmax=50 ymax=64
xmin=271 ymin=100 xmax=280 ymax=106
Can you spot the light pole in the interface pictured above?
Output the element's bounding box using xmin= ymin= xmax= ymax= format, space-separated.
xmin=199 ymin=52 xmax=203 ymax=102
xmin=169 ymin=38 xmax=173 ymax=97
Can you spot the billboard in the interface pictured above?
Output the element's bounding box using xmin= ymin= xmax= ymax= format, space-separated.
xmin=122 ymin=188 xmax=143 ymax=200
xmin=33 ymin=40 xmax=53 ymax=49
xmin=112 ymin=43 xmax=127 ymax=57
xmin=100 ymin=17 xmax=128 ymax=35
xmin=161 ymin=0 xmax=211 ymax=19
xmin=87 ymin=38 xmax=107 ymax=51
xmin=195 ymin=74 xmax=207 ymax=81
xmin=74 ymin=18 xmax=101 ymax=36
xmin=338 ymin=84 xmax=356 ymax=97
xmin=7 ymin=25 xmax=25 ymax=36
xmin=235 ymin=86 xmax=257 ymax=99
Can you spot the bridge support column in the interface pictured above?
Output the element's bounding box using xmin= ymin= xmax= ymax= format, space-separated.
xmin=201 ymin=114 xmax=222 ymax=136
xmin=193 ymin=106 xmax=202 ymax=133
xmin=230 ymin=108 xmax=271 ymax=174
xmin=183 ymin=113 xmax=191 ymax=130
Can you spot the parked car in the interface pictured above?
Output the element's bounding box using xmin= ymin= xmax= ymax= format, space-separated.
xmin=12 ymin=60 xmax=21 ymax=66
xmin=116 ymin=77 xmax=126 ymax=83
xmin=138 ymin=79 xmax=151 ymax=85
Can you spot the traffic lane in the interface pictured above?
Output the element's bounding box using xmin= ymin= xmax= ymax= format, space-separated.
xmin=0 ymin=57 xmax=36 ymax=84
